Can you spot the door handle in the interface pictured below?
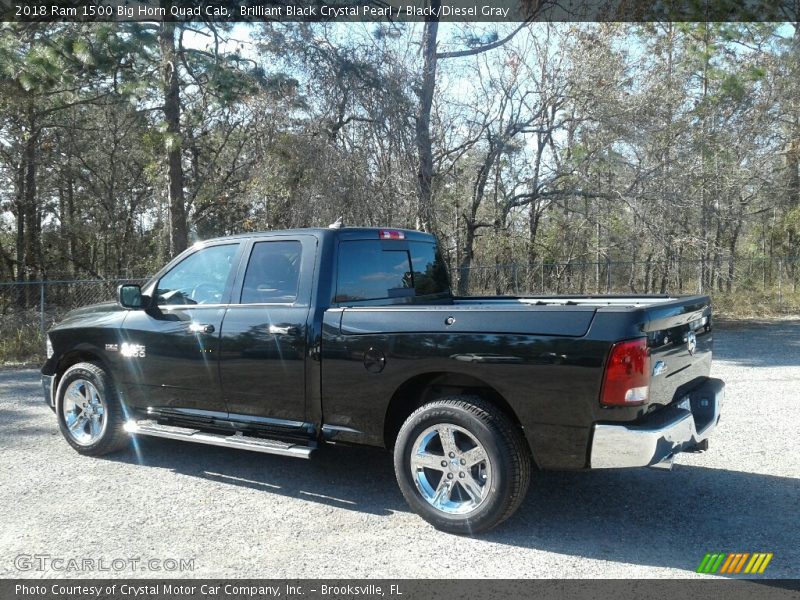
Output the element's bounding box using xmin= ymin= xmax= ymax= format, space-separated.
xmin=268 ymin=324 xmax=299 ymax=336
xmin=189 ymin=322 xmax=215 ymax=334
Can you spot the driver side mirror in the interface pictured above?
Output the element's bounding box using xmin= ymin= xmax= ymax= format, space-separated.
xmin=118 ymin=284 xmax=145 ymax=309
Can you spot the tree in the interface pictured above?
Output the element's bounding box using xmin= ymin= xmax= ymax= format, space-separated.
xmin=412 ymin=7 xmax=544 ymax=235
xmin=0 ymin=24 xmax=120 ymax=289
xmin=158 ymin=22 xmax=188 ymax=256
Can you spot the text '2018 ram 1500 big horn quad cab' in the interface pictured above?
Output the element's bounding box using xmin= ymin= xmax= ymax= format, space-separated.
xmin=42 ymin=226 xmax=724 ymax=533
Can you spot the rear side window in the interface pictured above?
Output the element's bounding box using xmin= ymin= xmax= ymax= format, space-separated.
xmin=240 ymin=240 xmax=302 ymax=304
xmin=335 ymin=240 xmax=450 ymax=303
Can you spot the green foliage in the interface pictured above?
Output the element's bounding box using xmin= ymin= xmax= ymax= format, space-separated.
xmin=72 ymin=39 xmax=94 ymax=66
xmin=713 ymin=290 xmax=800 ymax=320
xmin=0 ymin=21 xmax=797 ymax=318
xmin=0 ymin=314 xmax=44 ymax=364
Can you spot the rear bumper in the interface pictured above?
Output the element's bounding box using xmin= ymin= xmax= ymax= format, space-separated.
xmin=42 ymin=374 xmax=56 ymax=412
xmin=590 ymin=377 xmax=724 ymax=469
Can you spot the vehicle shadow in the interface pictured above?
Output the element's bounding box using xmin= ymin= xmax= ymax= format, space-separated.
xmin=108 ymin=436 xmax=407 ymax=516
xmin=489 ymin=466 xmax=799 ymax=577
xmin=0 ymin=404 xmax=59 ymax=442
xmin=0 ymin=370 xmax=59 ymax=443
xmin=107 ymin=438 xmax=798 ymax=577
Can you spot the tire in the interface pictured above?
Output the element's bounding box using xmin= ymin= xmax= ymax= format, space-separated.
xmin=393 ymin=396 xmax=531 ymax=534
xmin=56 ymin=362 xmax=129 ymax=456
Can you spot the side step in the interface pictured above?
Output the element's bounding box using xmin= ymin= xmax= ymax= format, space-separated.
xmin=124 ymin=420 xmax=315 ymax=459
xmin=649 ymin=453 xmax=676 ymax=471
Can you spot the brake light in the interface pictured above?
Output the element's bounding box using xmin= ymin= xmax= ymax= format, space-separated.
xmin=379 ymin=229 xmax=405 ymax=240
xmin=600 ymin=338 xmax=650 ymax=406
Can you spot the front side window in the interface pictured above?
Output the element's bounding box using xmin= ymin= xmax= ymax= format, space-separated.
xmin=155 ymin=244 xmax=239 ymax=305
xmin=240 ymin=240 xmax=302 ymax=304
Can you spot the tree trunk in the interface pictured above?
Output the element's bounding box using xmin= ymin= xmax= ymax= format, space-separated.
xmin=788 ymin=123 xmax=800 ymax=209
xmin=528 ymin=207 xmax=541 ymax=264
xmin=159 ymin=21 xmax=188 ymax=257
xmin=660 ymin=249 xmax=671 ymax=294
xmin=629 ymin=246 xmax=638 ymax=293
xmin=14 ymin=160 xmax=25 ymax=283
xmin=414 ymin=2 xmax=440 ymax=233
xmin=23 ymin=100 xmax=39 ymax=298
xmin=788 ymin=23 xmax=800 ymax=209
xmin=727 ymin=219 xmax=743 ymax=293
xmin=457 ymin=221 xmax=476 ymax=296
xmin=66 ymin=160 xmax=76 ymax=277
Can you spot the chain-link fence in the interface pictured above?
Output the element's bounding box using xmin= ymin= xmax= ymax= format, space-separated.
xmin=459 ymin=256 xmax=800 ymax=304
xmin=0 ymin=277 xmax=147 ymax=362
xmin=1 ymin=257 xmax=797 ymax=363
xmin=2 ymin=257 xmax=799 ymax=334
xmin=2 ymin=276 xmax=147 ymax=320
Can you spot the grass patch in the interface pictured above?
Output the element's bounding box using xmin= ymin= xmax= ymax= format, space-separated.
xmin=0 ymin=313 xmax=45 ymax=365
xmin=712 ymin=290 xmax=800 ymax=320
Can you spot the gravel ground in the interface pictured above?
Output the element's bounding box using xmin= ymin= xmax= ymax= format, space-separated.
xmin=1 ymin=320 xmax=798 ymax=579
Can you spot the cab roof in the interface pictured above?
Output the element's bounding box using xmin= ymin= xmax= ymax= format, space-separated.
xmin=199 ymin=227 xmax=437 ymax=245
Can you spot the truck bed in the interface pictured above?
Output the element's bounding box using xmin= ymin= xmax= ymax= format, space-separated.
xmin=325 ymin=292 xmax=714 ymax=468
xmin=455 ymin=294 xmax=682 ymax=307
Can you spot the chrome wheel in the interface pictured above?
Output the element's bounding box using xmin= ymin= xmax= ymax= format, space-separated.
xmin=62 ymin=378 xmax=107 ymax=446
xmin=410 ymin=424 xmax=493 ymax=515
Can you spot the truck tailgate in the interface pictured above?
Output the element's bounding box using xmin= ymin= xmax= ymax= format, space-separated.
xmin=637 ymin=296 xmax=713 ymax=407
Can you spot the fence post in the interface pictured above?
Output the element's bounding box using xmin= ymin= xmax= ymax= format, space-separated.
xmin=698 ymin=261 xmax=703 ymax=294
xmin=512 ymin=263 xmax=518 ymax=295
xmin=540 ymin=262 xmax=544 ymax=293
xmin=40 ymin=281 xmax=45 ymax=336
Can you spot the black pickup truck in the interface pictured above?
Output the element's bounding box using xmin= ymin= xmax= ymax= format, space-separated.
xmin=42 ymin=226 xmax=724 ymax=533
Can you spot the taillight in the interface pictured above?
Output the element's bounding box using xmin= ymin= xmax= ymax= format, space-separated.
xmin=600 ymin=338 xmax=650 ymax=406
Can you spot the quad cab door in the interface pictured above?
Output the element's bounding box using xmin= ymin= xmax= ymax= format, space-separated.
xmin=119 ymin=241 xmax=243 ymax=415
xmin=218 ymin=235 xmax=315 ymax=431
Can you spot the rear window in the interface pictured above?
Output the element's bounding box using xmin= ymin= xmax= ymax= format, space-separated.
xmin=335 ymin=240 xmax=450 ymax=303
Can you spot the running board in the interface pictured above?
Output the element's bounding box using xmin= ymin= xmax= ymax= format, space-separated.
xmin=123 ymin=420 xmax=315 ymax=459
xmin=649 ymin=453 xmax=676 ymax=471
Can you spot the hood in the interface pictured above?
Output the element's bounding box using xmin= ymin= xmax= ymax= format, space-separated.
xmin=51 ymin=301 xmax=125 ymax=330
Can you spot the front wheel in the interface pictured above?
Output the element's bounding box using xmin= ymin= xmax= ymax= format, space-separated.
xmin=393 ymin=396 xmax=531 ymax=534
xmin=56 ymin=362 xmax=129 ymax=456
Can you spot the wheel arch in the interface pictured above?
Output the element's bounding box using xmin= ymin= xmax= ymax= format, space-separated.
xmin=383 ymin=371 xmax=531 ymax=460
xmin=54 ymin=345 xmax=112 ymax=391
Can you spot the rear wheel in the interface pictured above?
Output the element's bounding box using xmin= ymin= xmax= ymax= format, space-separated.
xmin=393 ymin=396 xmax=531 ymax=534
xmin=56 ymin=362 xmax=129 ymax=456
